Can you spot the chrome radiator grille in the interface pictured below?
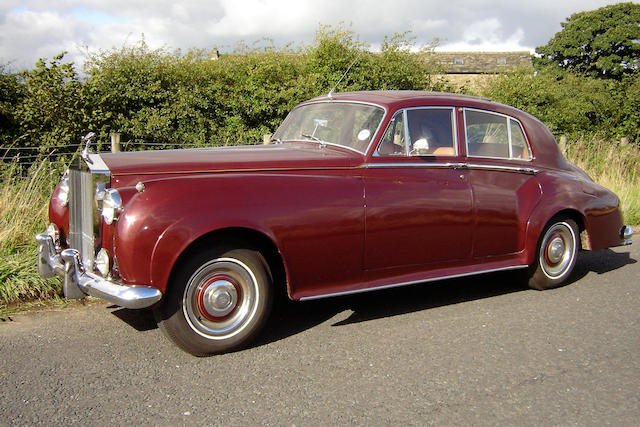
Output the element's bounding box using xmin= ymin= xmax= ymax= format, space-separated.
xmin=68 ymin=169 xmax=99 ymax=271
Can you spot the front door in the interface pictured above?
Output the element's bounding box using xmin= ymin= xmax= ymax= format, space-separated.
xmin=364 ymin=107 xmax=473 ymax=271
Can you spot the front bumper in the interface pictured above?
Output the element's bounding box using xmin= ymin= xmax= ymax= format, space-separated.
xmin=35 ymin=233 xmax=163 ymax=309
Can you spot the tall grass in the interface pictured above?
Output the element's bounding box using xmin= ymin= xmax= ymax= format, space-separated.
xmin=565 ymin=139 xmax=640 ymax=225
xmin=0 ymin=162 xmax=61 ymax=309
xmin=0 ymin=139 xmax=638 ymax=309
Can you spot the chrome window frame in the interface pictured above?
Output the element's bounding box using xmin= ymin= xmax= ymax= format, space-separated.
xmin=374 ymin=106 xmax=458 ymax=157
xmin=463 ymin=107 xmax=533 ymax=162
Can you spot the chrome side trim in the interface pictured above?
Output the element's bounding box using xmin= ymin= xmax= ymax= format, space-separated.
xmin=362 ymin=162 xmax=534 ymax=174
xmin=35 ymin=233 xmax=163 ymax=309
xmin=299 ymin=264 xmax=529 ymax=301
xmin=466 ymin=163 xmax=538 ymax=175
xmin=363 ymin=162 xmax=458 ymax=169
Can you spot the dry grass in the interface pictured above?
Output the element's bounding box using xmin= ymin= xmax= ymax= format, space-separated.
xmin=0 ymin=162 xmax=61 ymax=308
xmin=565 ymin=139 xmax=640 ymax=225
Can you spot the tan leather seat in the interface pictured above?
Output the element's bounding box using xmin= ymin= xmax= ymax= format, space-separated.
xmin=432 ymin=147 xmax=455 ymax=156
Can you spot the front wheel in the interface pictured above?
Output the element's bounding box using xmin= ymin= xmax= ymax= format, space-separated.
xmin=528 ymin=218 xmax=579 ymax=290
xmin=155 ymin=245 xmax=273 ymax=356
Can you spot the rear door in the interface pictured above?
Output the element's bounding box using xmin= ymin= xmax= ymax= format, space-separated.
xmin=463 ymin=108 xmax=540 ymax=257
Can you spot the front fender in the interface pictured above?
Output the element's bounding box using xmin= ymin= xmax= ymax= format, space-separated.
xmin=113 ymin=173 xmax=284 ymax=292
xmin=148 ymin=210 xmax=281 ymax=293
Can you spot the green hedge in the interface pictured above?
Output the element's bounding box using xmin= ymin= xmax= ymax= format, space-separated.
xmin=0 ymin=28 xmax=453 ymax=154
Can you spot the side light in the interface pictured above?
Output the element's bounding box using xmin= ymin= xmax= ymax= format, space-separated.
xmin=59 ymin=175 xmax=70 ymax=207
xmin=95 ymin=181 xmax=107 ymax=202
xmin=95 ymin=248 xmax=111 ymax=276
xmin=101 ymin=188 xmax=122 ymax=225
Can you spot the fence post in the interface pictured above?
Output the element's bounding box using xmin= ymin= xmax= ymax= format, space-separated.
xmin=263 ymin=134 xmax=271 ymax=145
xmin=110 ymin=133 xmax=121 ymax=153
xmin=559 ymin=135 xmax=567 ymax=155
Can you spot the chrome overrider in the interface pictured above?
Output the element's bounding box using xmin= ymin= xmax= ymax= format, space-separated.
xmin=621 ymin=225 xmax=634 ymax=246
xmin=36 ymin=232 xmax=162 ymax=309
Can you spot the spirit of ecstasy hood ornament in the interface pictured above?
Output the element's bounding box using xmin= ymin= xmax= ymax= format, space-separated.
xmin=80 ymin=132 xmax=96 ymax=165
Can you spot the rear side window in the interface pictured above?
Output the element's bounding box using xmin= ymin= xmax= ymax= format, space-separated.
xmin=464 ymin=109 xmax=531 ymax=160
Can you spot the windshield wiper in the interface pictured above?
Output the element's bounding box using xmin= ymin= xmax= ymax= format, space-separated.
xmin=301 ymin=133 xmax=322 ymax=142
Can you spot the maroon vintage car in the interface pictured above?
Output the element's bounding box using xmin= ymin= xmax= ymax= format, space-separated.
xmin=36 ymin=91 xmax=633 ymax=355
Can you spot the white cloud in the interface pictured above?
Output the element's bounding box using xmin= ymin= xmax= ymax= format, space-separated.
xmin=0 ymin=0 xmax=628 ymax=70
xmin=437 ymin=18 xmax=530 ymax=52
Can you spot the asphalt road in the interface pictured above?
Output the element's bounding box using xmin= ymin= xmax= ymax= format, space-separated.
xmin=1 ymin=244 xmax=639 ymax=425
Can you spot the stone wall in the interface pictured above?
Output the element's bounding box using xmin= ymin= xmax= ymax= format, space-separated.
xmin=431 ymin=51 xmax=533 ymax=74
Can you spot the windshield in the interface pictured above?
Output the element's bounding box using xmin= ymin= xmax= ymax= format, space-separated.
xmin=273 ymin=102 xmax=385 ymax=153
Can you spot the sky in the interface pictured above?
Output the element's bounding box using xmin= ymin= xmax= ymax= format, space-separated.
xmin=0 ymin=0 xmax=629 ymax=70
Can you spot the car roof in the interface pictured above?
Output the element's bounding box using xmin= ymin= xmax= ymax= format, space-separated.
xmin=301 ymin=90 xmax=567 ymax=169
xmin=305 ymin=90 xmax=495 ymax=108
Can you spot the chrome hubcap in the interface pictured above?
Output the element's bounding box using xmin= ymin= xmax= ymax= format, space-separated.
xmin=540 ymin=222 xmax=576 ymax=279
xmin=184 ymin=258 xmax=259 ymax=340
xmin=546 ymin=236 xmax=565 ymax=264
xmin=201 ymin=279 xmax=238 ymax=318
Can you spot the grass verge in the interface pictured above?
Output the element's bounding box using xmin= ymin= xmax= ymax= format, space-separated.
xmin=0 ymin=162 xmax=62 ymax=312
xmin=565 ymin=139 xmax=640 ymax=225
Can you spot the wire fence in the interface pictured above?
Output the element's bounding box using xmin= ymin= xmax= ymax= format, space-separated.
xmin=0 ymin=141 xmax=203 ymax=169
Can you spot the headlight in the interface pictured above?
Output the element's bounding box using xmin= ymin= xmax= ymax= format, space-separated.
xmin=101 ymin=188 xmax=122 ymax=225
xmin=59 ymin=175 xmax=70 ymax=207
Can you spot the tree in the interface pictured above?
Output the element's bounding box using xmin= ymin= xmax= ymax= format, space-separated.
xmin=0 ymin=64 xmax=24 ymax=145
xmin=14 ymin=53 xmax=86 ymax=149
xmin=535 ymin=2 xmax=640 ymax=79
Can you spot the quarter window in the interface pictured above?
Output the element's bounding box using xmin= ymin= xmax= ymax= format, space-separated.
xmin=464 ymin=109 xmax=531 ymax=160
xmin=378 ymin=111 xmax=406 ymax=155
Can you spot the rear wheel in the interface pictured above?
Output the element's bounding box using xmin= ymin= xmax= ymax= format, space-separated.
xmin=155 ymin=245 xmax=273 ymax=356
xmin=528 ymin=218 xmax=579 ymax=290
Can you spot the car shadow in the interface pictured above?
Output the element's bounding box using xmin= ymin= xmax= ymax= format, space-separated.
xmin=570 ymin=248 xmax=636 ymax=280
xmin=256 ymin=269 xmax=526 ymax=347
xmin=108 ymin=248 xmax=636 ymax=348
xmin=257 ymin=248 xmax=636 ymax=346
xmin=109 ymin=305 xmax=158 ymax=332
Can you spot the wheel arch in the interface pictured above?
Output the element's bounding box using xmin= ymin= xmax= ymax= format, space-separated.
xmin=541 ymin=208 xmax=590 ymax=249
xmin=164 ymin=227 xmax=290 ymax=301
xmin=525 ymin=207 xmax=588 ymax=265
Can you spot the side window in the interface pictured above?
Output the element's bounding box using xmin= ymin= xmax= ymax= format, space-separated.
xmin=377 ymin=111 xmax=406 ymax=155
xmin=406 ymin=108 xmax=456 ymax=156
xmin=465 ymin=109 xmax=532 ymax=160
